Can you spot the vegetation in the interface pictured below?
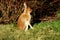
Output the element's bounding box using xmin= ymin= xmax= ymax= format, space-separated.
xmin=0 ymin=0 xmax=60 ymax=40
xmin=0 ymin=12 xmax=60 ymax=40
xmin=0 ymin=0 xmax=59 ymax=23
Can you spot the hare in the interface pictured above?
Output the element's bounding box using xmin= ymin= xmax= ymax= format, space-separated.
xmin=17 ymin=2 xmax=33 ymax=31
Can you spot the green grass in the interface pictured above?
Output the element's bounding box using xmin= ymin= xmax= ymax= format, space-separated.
xmin=0 ymin=12 xmax=60 ymax=40
xmin=0 ymin=20 xmax=60 ymax=40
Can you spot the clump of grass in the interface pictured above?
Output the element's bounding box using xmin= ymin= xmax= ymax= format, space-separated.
xmin=0 ymin=19 xmax=60 ymax=40
xmin=0 ymin=13 xmax=60 ymax=40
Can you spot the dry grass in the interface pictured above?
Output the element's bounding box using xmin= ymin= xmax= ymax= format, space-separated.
xmin=0 ymin=12 xmax=60 ymax=40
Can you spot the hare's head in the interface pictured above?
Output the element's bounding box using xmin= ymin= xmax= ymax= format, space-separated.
xmin=24 ymin=2 xmax=32 ymax=13
xmin=27 ymin=7 xmax=32 ymax=13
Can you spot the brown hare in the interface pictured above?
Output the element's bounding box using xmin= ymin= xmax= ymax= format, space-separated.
xmin=17 ymin=2 xmax=33 ymax=31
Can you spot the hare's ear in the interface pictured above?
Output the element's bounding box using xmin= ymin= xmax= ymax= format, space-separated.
xmin=24 ymin=2 xmax=27 ymax=8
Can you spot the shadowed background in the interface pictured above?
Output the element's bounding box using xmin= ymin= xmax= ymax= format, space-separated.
xmin=0 ymin=0 xmax=60 ymax=24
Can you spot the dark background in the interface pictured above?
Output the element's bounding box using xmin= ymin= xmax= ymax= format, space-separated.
xmin=0 ymin=0 xmax=60 ymax=24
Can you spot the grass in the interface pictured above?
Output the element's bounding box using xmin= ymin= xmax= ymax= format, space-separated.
xmin=0 ymin=12 xmax=60 ymax=40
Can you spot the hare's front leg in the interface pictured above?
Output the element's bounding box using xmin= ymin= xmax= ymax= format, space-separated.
xmin=29 ymin=23 xmax=33 ymax=29
xmin=25 ymin=25 xmax=28 ymax=31
xmin=25 ymin=21 xmax=29 ymax=31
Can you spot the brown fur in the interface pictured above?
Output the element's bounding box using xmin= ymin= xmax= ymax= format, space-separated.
xmin=17 ymin=2 xmax=32 ymax=31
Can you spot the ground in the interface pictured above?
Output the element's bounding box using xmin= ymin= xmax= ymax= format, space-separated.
xmin=0 ymin=11 xmax=60 ymax=40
